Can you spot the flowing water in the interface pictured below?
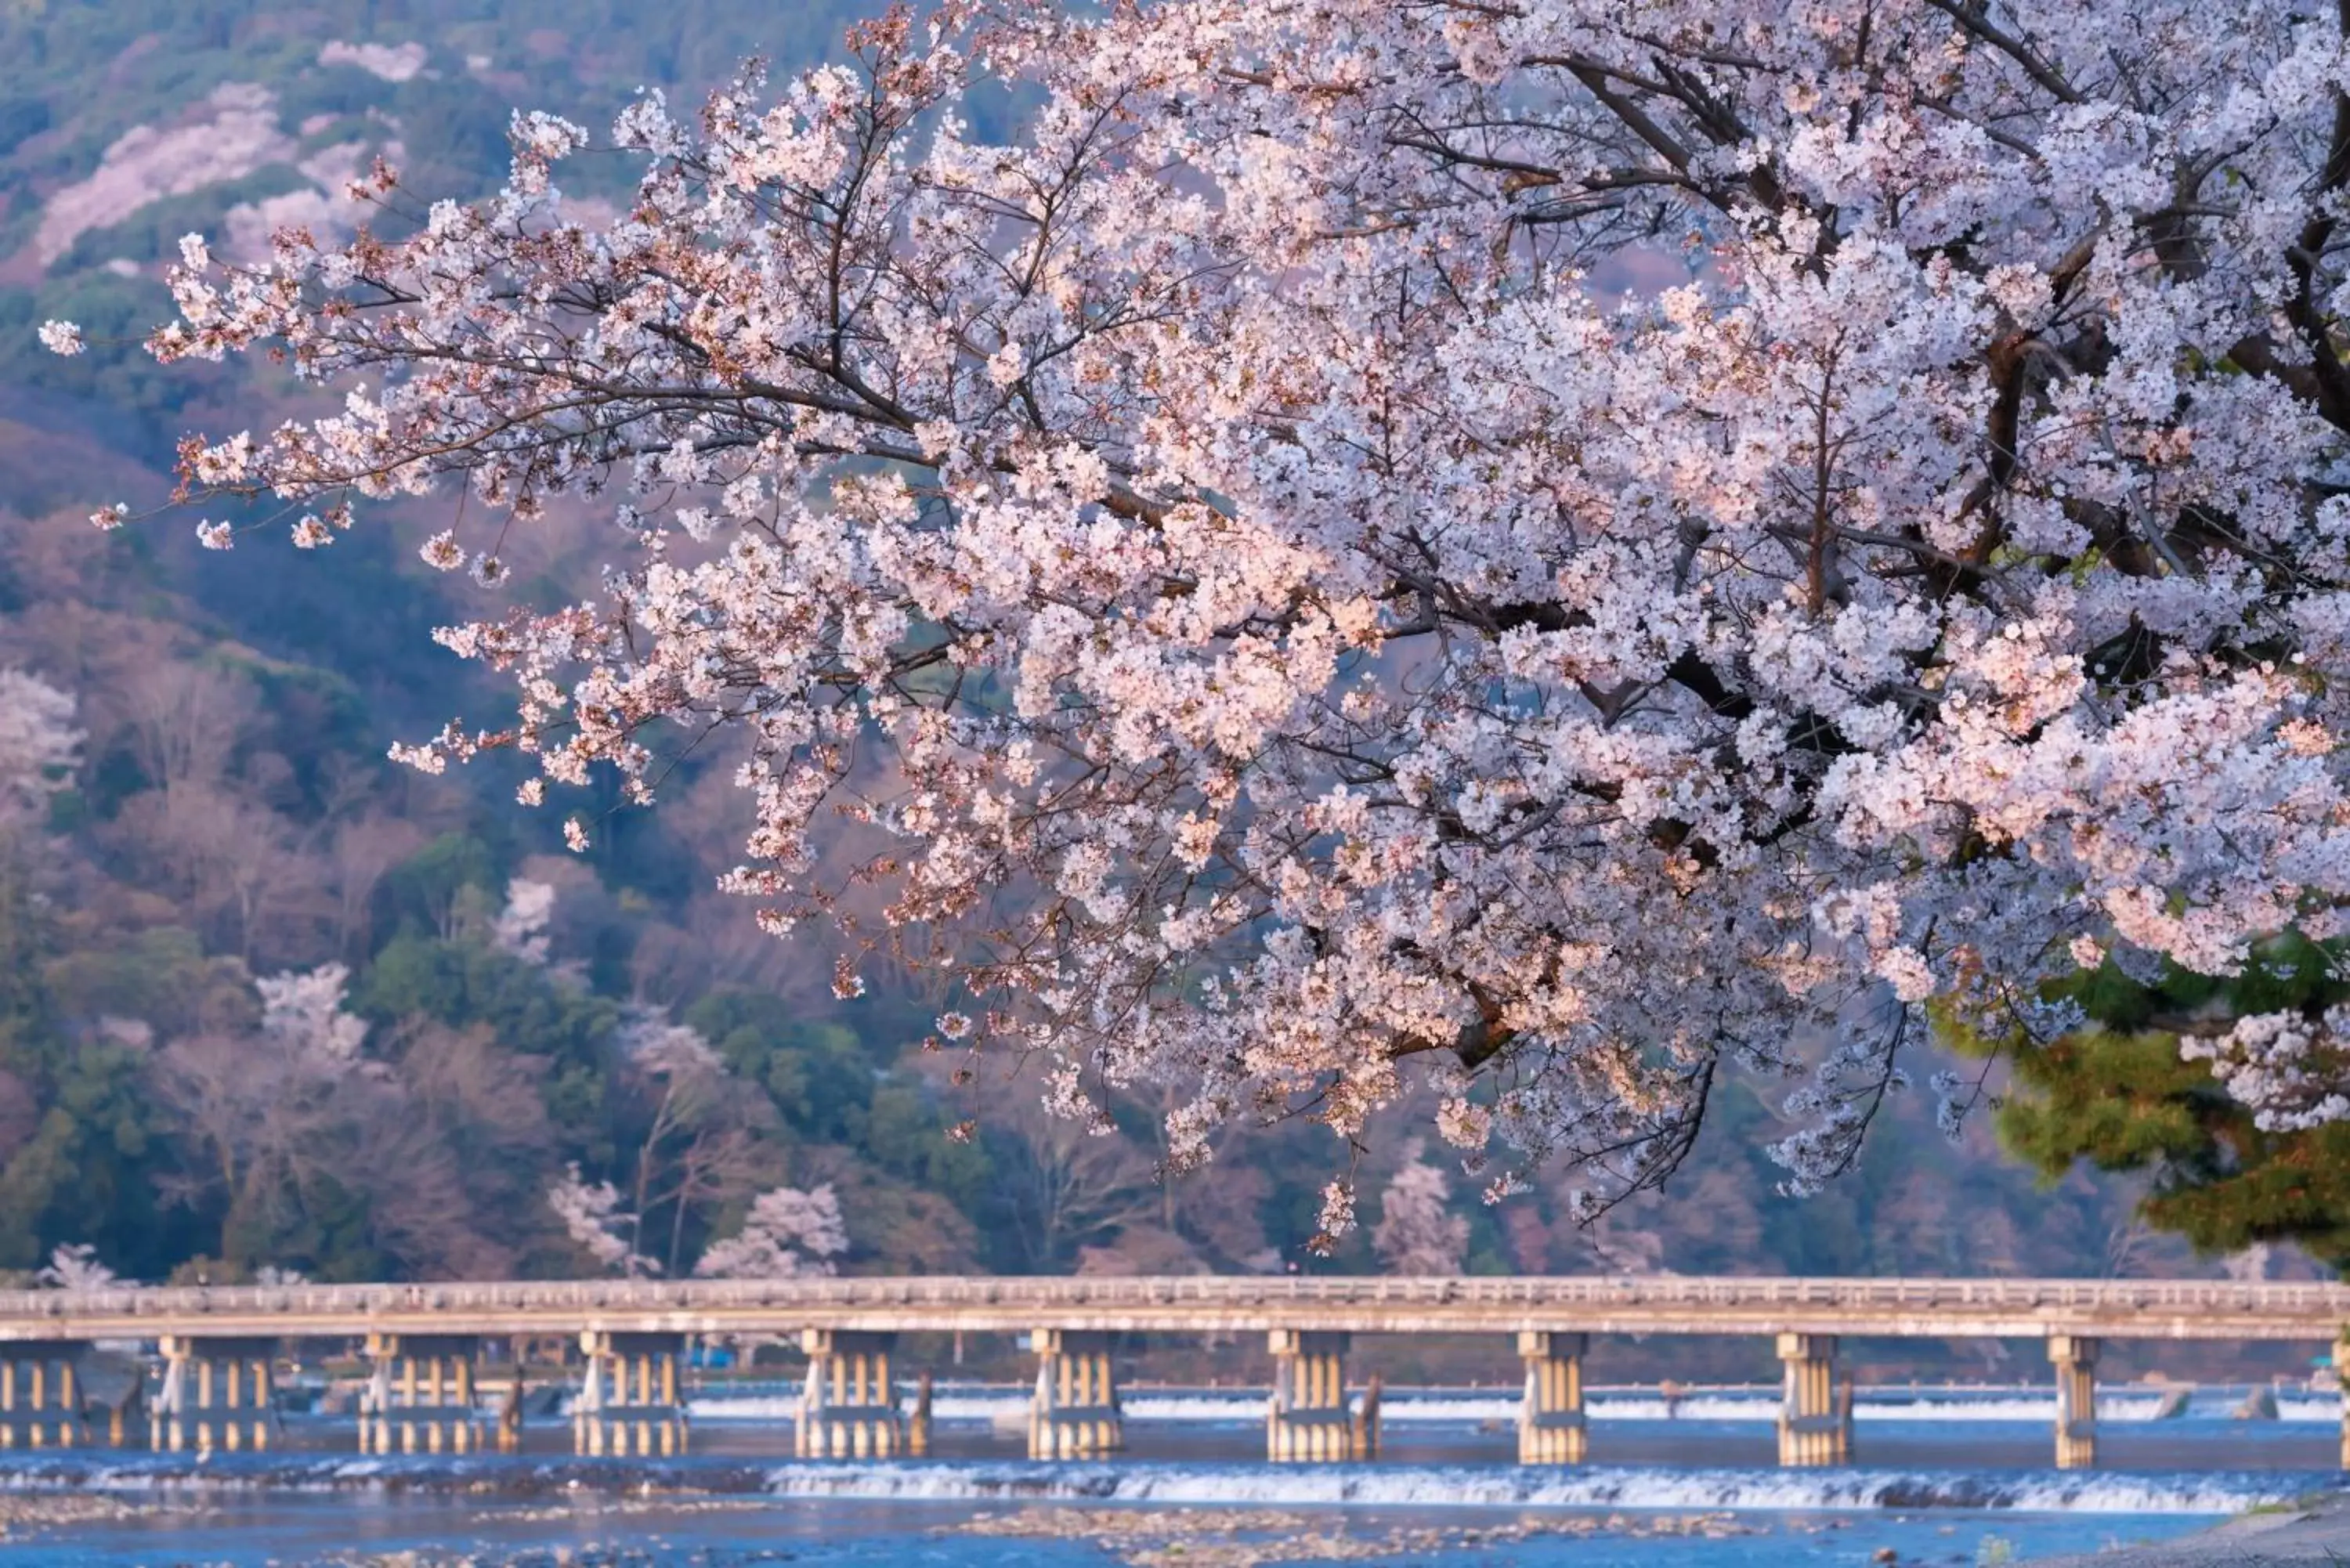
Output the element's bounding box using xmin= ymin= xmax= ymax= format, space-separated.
xmin=0 ymin=1383 xmax=2331 ymax=1566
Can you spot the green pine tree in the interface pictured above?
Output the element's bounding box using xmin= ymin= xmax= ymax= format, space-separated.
xmin=1944 ymin=934 xmax=2350 ymax=1272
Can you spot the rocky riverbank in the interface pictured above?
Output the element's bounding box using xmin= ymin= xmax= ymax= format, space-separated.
xmin=942 ymin=1504 xmax=1768 ymax=1566
xmin=2033 ymin=1490 xmax=2350 ymax=1567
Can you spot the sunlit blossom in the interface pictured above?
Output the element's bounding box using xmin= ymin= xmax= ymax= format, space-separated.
xmin=133 ymin=0 xmax=2350 ymax=1198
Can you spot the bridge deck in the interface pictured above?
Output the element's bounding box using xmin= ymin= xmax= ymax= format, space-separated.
xmin=0 ymin=1276 xmax=2342 ymax=1342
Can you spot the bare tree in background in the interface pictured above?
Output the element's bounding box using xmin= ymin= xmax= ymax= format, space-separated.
xmin=378 ymin=1022 xmax=559 ymax=1276
xmin=217 ymin=805 xmax=334 ymax=965
xmin=2103 ymin=1217 xmax=2157 ymax=1280
xmin=990 ymin=1095 xmax=1159 ymax=1273
xmin=157 ymin=969 xmax=560 ymax=1277
xmin=617 ymin=1014 xmax=776 ymax=1276
xmin=328 ymin=813 xmax=426 ymax=961
xmin=120 ymin=661 xmax=251 ymax=800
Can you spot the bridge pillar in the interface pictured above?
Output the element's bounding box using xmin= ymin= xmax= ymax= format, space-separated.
xmin=577 ymin=1331 xmax=687 ymax=1457
xmin=2337 ymin=1334 xmax=2350 ymax=1472
xmin=2049 ymin=1335 xmax=2098 ymax=1469
xmin=795 ymin=1329 xmax=906 ymax=1458
xmin=1029 ymin=1329 xmax=1122 ymax=1458
xmin=1516 ymin=1331 xmax=1589 ymax=1464
xmin=156 ymin=1338 xmax=274 ymax=1455
xmin=490 ymin=1341 xmax=528 ymax=1453
xmin=1267 ymin=1330 xmax=1374 ymax=1461
xmin=361 ymin=1335 xmax=481 ymax=1456
xmin=1775 ymin=1333 xmax=1852 ymax=1466
xmin=0 ymin=1342 xmax=85 ymax=1450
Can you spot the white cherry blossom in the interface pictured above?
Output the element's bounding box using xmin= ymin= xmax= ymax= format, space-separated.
xmin=256 ymin=963 xmax=368 ymax=1068
xmin=548 ymin=1163 xmax=654 ymax=1276
xmin=121 ymin=0 xmax=2350 ymax=1217
xmin=693 ymin=1183 xmax=849 ymax=1278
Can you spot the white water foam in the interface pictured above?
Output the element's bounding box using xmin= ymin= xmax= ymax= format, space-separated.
xmin=0 ymin=1454 xmax=2308 ymax=1519
xmin=756 ymin=1458 xmax=2301 ymax=1515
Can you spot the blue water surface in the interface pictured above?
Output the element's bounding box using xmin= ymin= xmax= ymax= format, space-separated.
xmin=0 ymin=1494 xmax=2223 ymax=1568
xmin=0 ymin=1393 xmax=2325 ymax=1565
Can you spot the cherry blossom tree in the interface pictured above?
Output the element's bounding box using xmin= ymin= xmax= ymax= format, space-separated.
xmin=490 ymin=876 xmax=558 ymax=965
xmin=73 ymin=0 xmax=2350 ymax=1227
xmin=1372 ymin=1141 xmax=1469 ymax=1275
xmin=693 ymin=1183 xmax=850 ymax=1277
xmin=255 ymin=963 xmax=371 ymax=1068
xmin=0 ymin=668 xmax=81 ymax=834
xmin=36 ymin=1242 xmax=119 ymax=1290
xmin=546 ymin=1162 xmax=654 ymax=1276
xmin=155 ymin=963 xmax=376 ymax=1264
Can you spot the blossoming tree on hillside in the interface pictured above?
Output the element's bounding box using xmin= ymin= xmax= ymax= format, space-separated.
xmin=70 ymin=0 xmax=2350 ymax=1232
xmin=1372 ymin=1142 xmax=1470 ymax=1276
xmin=695 ymin=1183 xmax=850 ymax=1277
xmin=548 ymin=1162 xmax=656 ymax=1277
xmin=0 ymin=669 xmax=81 ymax=835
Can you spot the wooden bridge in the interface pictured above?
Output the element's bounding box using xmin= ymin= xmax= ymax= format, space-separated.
xmin=0 ymin=1275 xmax=2337 ymax=1469
xmin=3 ymin=1273 xmax=2342 ymax=1342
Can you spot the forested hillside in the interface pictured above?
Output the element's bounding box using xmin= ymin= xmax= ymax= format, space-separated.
xmin=0 ymin=1 xmax=2291 ymax=1295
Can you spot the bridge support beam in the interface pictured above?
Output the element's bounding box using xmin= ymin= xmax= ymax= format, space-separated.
xmin=1029 ymin=1328 xmax=1121 ymax=1458
xmin=491 ymin=1341 xmax=532 ymax=1454
xmin=156 ymin=1337 xmax=273 ymax=1454
xmin=2337 ymin=1335 xmax=2350 ymax=1472
xmin=2050 ymin=1335 xmax=2098 ymax=1469
xmin=1776 ymin=1333 xmax=1852 ymax=1466
xmin=1267 ymin=1329 xmax=1375 ymax=1461
xmin=0 ymin=1342 xmax=84 ymax=1449
xmin=1516 ymin=1331 xmax=1589 ymax=1464
xmin=796 ymin=1329 xmax=906 ymax=1458
xmin=361 ymin=1335 xmax=481 ymax=1456
xmin=577 ymin=1331 xmax=686 ymax=1458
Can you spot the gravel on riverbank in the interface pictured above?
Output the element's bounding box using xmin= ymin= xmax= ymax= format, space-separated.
xmin=0 ymin=1491 xmax=204 ymax=1536
xmin=2032 ymin=1490 xmax=2350 ymax=1568
xmin=943 ymin=1505 xmax=1770 ymax=1565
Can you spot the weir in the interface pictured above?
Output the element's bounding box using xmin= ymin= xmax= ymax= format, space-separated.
xmin=1029 ymin=1328 xmax=1121 ymax=1458
xmin=360 ymin=1334 xmax=481 ymax=1455
xmin=1266 ymin=1329 xmax=1376 ymax=1461
xmin=576 ymin=1331 xmax=688 ymax=1457
xmin=0 ymin=1342 xmax=82 ymax=1449
xmin=1775 ymin=1333 xmax=1852 ymax=1466
xmin=796 ymin=1329 xmax=909 ymax=1458
xmin=1516 ymin=1331 xmax=1588 ymax=1463
xmin=2050 ymin=1335 xmax=2097 ymax=1470
xmin=154 ymin=1336 xmax=273 ymax=1454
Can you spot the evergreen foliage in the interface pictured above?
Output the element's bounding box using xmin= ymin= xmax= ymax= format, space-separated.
xmin=1947 ymin=940 xmax=2350 ymax=1273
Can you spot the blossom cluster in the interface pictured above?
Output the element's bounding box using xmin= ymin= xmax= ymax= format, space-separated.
xmin=2182 ymin=1010 xmax=2350 ymax=1132
xmin=255 ymin=962 xmax=370 ymax=1068
xmin=82 ymin=0 xmax=2350 ymax=1212
xmin=692 ymin=1183 xmax=849 ymax=1278
xmin=0 ymin=667 xmax=82 ymax=829
xmin=547 ymin=1162 xmax=653 ymax=1275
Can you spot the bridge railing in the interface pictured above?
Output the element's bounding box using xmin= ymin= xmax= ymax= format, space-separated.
xmin=0 ymin=1274 xmax=2345 ymax=1323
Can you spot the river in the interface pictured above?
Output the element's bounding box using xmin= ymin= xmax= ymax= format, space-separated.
xmin=0 ymin=1382 xmax=2330 ymax=1565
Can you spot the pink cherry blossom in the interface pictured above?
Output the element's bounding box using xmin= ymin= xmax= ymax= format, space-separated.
xmin=120 ymin=0 xmax=2350 ymax=1214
